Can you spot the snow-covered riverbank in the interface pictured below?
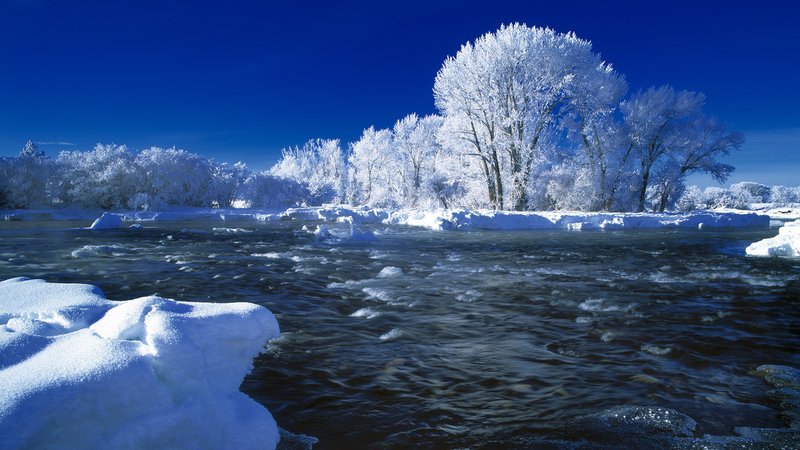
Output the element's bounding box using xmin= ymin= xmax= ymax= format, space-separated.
xmin=746 ymin=219 xmax=800 ymax=257
xmin=2 ymin=205 xmax=778 ymax=230
xmin=0 ymin=278 xmax=281 ymax=450
xmin=285 ymin=206 xmax=772 ymax=230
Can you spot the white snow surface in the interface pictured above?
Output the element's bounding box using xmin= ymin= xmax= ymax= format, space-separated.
xmin=0 ymin=277 xmax=281 ymax=450
xmin=1 ymin=206 xmax=773 ymax=231
xmin=284 ymin=206 xmax=770 ymax=231
xmin=89 ymin=211 xmax=123 ymax=229
xmin=746 ymin=219 xmax=800 ymax=257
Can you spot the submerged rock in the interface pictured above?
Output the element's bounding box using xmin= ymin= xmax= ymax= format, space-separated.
xmin=564 ymin=406 xmax=696 ymax=445
xmin=559 ymin=366 xmax=800 ymax=449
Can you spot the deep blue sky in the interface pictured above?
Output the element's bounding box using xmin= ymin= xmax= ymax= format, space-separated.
xmin=2 ymin=0 xmax=798 ymax=188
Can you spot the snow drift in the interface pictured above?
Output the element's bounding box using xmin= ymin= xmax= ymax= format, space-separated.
xmin=746 ymin=219 xmax=800 ymax=257
xmin=0 ymin=278 xmax=280 ymax=450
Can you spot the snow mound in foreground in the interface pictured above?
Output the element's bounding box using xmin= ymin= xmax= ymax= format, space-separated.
xmin=746 ymin=219 xmax=800 ymax=257
xmin=0 ymin=278 xmax=281 ymax=450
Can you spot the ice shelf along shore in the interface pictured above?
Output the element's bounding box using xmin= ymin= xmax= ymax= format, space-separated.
xmin=0 ymin=278 xmax=281 ymax=450
xmin=746 ymin=219 xmax=800 ymax=257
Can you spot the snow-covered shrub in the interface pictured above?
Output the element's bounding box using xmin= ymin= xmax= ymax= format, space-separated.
xmin=771 ymin=186 xmax=800 ymax=205
xmin=420 ymin=173 xmax=465 ymax=210
xmin=731 ymin=182 xmax=771 ymax=203
xmin=240 ymin=173 xmax=309 ymax=207
xmin=1 ymin=142 xmax=55 ymax=209
xmin=676 ymin=185 xmax=704 ymax=211
xmin=541 ymin=165 xmax=598 ymax=211
xmin=700 ymin=186 xmax=753 ymax=210
xmin=133 ymin=147 xmax=216 ymax=208
xmin=270 ymin=139 xmax=347 ymax=205
xmin=55 ymin=144 xmax=137 ymax=209
xmin=210 ymin=162 xmax=249 ymax=208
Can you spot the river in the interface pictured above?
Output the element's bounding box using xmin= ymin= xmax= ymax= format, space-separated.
xmin=1 ymin=219 xmax=797 ymax=448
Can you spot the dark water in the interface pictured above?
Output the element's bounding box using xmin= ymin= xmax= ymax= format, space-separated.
xmin=1 ymin=219 xmax=798 ymax=448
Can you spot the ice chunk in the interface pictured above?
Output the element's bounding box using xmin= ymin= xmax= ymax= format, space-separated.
xmin=89 ymin=212 xmax=123 ymax=229
xmin=0 ymin=277 xmax=281 ymax=450
xmin=314 ymin=225 xmax=332 ymax=239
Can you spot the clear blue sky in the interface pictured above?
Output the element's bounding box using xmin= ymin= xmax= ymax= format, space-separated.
xmin=2 ymin=0 xmax=798 ymax=188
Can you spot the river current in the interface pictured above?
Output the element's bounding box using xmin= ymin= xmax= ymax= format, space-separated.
xmin=1 ymin=218 xmax=798 ymax=448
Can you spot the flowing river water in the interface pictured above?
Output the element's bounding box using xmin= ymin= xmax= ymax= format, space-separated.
xmin=1 ymin=218 xmax=798 ymax=448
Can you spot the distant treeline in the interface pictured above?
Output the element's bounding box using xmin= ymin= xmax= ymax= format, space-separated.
xmin=1 ymin=141 xmax=796 ymax=212
xmin=0 ymin=142 xmax=306 ymax=211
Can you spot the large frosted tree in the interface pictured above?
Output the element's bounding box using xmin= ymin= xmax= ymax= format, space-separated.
xmin=434 ymin=24 xmax=622 ymax=210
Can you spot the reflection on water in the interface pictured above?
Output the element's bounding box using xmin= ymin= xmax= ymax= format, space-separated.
xmin=1 ymin=220 xmax=798 ymax=448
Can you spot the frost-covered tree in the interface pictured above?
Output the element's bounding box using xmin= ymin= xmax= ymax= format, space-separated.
xmin=564 ymin=67 xmax=630 ymax=211
xmin=270 ymin=139 xmax=347 ymax=205
xmin=648 ymin=116 xmax=744 ymax=211
xmin=434 ymin=24 xmax=620 ymax=211
xmin=731 ymin=182 xmax=771 ymax=203
xmin=771 ymin=185 xmax=800 ymax=205
xmin=55 ymin=144 xmax=137 ymax=209
xmin=622 ymin=86 xmax=701 ymax=211
xmin=391 ymin=113 xmax=457 ymax=208
xmin=210 ymin=161 xmax=250 ymax=208
xmin=19 ymin=140 xmax=46 ymax=159
xmin=347 ymin=127 xmax=395 ymax=207
xmin=1 ymin=141 xmax=54 ymax=208
xmin=239 ymin=172 xmax=308 ymax=207
xmin=0 ymin=157 xmax=12 ymax=208
xmin=133 ymin=147 xmax=215 ymax=209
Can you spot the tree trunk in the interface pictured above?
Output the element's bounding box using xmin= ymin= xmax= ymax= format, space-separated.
xmin=637 ymin=168 xmax=650 ymax=213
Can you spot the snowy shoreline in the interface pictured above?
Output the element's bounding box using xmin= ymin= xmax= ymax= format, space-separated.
xmin=1 ymin=205 xmax=782 ymax=230
xmin=0 ymin=278 xmax=281 ymax=450
xmin=5 ymin=205 xmax=799 ymax=258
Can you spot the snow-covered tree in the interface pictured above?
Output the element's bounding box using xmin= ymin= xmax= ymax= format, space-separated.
xmin=1 ymin=141 xmax=54 ymax=208
xmin=771 ymin=185 xmax=800 ymax=205
xmin=0 ymin=157 xmax=12 ymax=208
xmin=391 ymin=113 xmax=456 ymax=208
xmin=19 ymin=140 xmax=46 ymax=159
xmin=347 ymin=127 xmax=396 ymax=207
xmin=55 ymin=144 xmax=136 ymax=209
xmin=210 ymin=161 xmax=250 ymax=208
xmin=239 ymin=172 xmax=308 ymax=208
xmin=434 ymin=24 xmax=620 ymax=211
xmin=621 ymin=86 xmax=711 ymax=212
xmin=133 ymin=147 xmax=215 ymax=209
xmin=270 ymin=139 xmax=347 ymax=205
xmin=648 ymin=116 xmax=744 ymax=212
xmin=564 ymin=66 xmax=630 ymax=211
